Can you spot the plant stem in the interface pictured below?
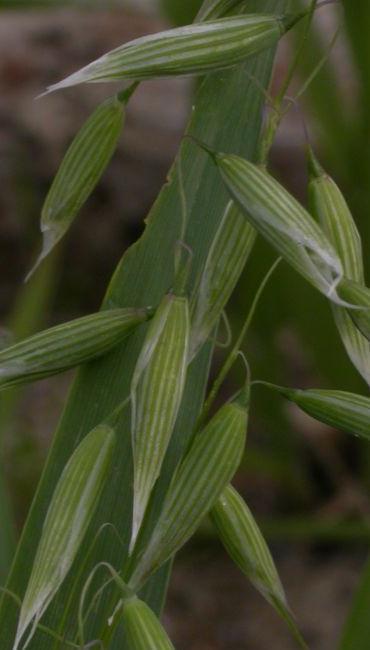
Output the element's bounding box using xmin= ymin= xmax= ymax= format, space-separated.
xmin=258 ymin=0 xmax=319 ymax=166
xmin=199 ymin=257 xmax=281 ymax=426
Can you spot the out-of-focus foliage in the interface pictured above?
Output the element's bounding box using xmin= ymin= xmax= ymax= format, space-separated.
xmin=160 ymin=0 xmax=201 ymax=25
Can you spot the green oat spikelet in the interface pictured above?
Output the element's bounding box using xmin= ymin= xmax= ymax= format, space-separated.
xmin=263 ymin=383 xmax=370 ymax=441
xmin=28 ymin=94 xmax=127 ymax=278
xmin=45 ymin=13 xmax=304 ymax=93
xmin=189 ymin=200 xmax=256 ymax=360
xmin=0 ymin=307 xmax=149 ymax=392
xmin=129 ymin=391 xmax=248 ymax=590
xmin=130 ymin=293 xmax=190 ymax=552
xmin=308 ymin=147 xmax=370 ymax=386
xmin=13 ymin=424 xmax=115 ymax=650
xmin=122 ymin=597 xmax=175 ymax=650
xmin=211 ymin=485 xmax=307 ymax=648
xmin=206 ymin=149 xmax=347 ymax=303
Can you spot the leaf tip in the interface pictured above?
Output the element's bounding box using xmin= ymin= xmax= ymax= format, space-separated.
xmin=25 ymin=228 xmax=61 ymax=283
xmin=307 ymin=145 xmax=324 ymax=180
xmin=184 ymin=134 xmax=218 ymax=161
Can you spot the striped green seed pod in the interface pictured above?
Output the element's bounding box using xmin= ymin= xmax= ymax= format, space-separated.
xmin=122 ymin=597 xmax=175 ymax=650
xmin=189 ymin=200 xmax=256 ymax=361
xmin=0 ymin=307 xmax=149 ymax=391
xmin=266 ymin=383 xmax=370 ymax=441
xmin=337 ymin=277 xmax=370 ymax=343
xmin=195 ymin=0 xmax=246 ymax=22
xmin=129 ymin=395 xmax=248 ymax=590
xmin=13 ymin=424 xmax=115 ymax=650
xmin=130 ymin=293 xmax=190 ymax=552
xmin=211 ymin=485 xmax=287 ymax=607
xmin=28 ymin=94 xmax=126 ymax=278
xmin=308 ymin=148 xmax=370 ymax=385
xmin=208 ymin=150 xmax=346 ymax=303
xmin=211 ymin=486 xmax=306 ymax=647
xmin=45 ymin=13 xmax=304 ymax=93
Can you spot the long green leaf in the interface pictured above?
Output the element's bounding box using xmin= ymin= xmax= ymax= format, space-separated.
xmin=0 ymin=2 xmax=287 ymax=647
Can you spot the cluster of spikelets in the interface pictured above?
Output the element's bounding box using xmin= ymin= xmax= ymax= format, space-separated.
xmin=3 ymin=0 xmax=370 ymax=648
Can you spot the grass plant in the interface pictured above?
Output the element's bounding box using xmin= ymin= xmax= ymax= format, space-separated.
xmin=1 ymin=0 xmax=370 ymax=648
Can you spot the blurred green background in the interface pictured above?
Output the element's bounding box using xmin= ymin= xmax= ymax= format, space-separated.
xmin=1 ymin=1 xmax=370 ymax=647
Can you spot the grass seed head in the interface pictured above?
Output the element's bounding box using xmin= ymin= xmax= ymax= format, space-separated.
xmin=130 ymin=293 xmax=190 ymax=552
xmin=189 ymin=200 xmax=256 ymax=361
xmin=211 ymin=485 xmax=307 ymax=648
xmin=0 ymin=307 xmax=149 ymax=392
xmin=265 ymin=383 xmax=370 ymax=441
xmin=212 ymin=152 xmax=346 ymax=303
xmin=13 ymin=424 xmax=115 ymax=650
xmin=307 ymin=147 xmax=370 ymax=385
xmin=122 ymin=597 xmax=175 ymax=649
xmin=28 ymin=95 xmax=126 ymax=278
xmin=45 ymin=13 xmax=303 ymax=93
xmin=129 ymin=396 xmax=248 ymax=590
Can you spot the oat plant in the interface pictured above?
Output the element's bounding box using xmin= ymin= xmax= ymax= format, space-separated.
xmin=1 ymin=0 xmax=369 ymax=648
